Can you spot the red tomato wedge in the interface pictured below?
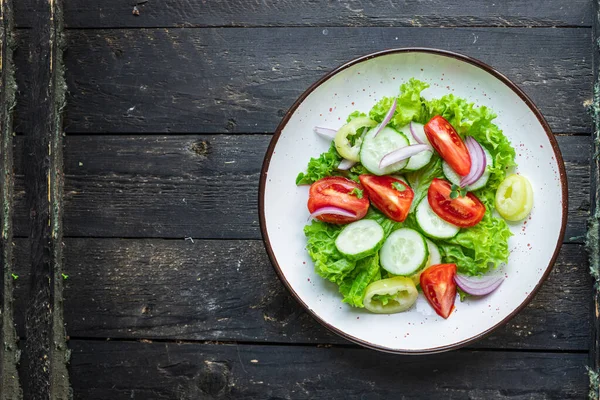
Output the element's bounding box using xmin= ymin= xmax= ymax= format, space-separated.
xmin=424 ymin=115 xmax=471 ymax=176
xmin=428 ymin=178 xmax=485 ymax=228
xmin=359 ymin=175 xmax=414 ymax=222
xmin=420 ymin=263 xmax=457 ymax=319
xmin=307 ymin=177 xmax=370 ymax=224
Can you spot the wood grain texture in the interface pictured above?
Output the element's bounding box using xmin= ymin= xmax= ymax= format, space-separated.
xmin=12 ymin=29 xmax=30 ymax=136
xmin=589 ymin=0 xmax=600 ymax=394
xmin=50 ymin=134 xmax=589 ymax=241
xmin=8 ymin=239 xmax=587 ymax=350
xmin=59 ymin=27 xmax=592 ymax=134
xmin=14 ymin=0 xmax=592 ymax=28
xmin=68 ymin=340 xmax=588 ymax=400
xmin=0 ymin=0 xmax=21 ymax=398
xmin=23 ymin=0 xmax=70 ymax=397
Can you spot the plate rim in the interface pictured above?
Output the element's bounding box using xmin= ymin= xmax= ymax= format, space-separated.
xmin=258 ymin=47 xmax=568 ymax=354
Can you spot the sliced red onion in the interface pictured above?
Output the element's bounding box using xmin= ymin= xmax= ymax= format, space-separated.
xmin=372 ymin=98 xmax=397 ymax=138
xmin=379 ymin=144 xmax=431 ymax=169
xmin=314 ymin=126 xmax=337 ymax=140
xmin=454 ymin=274 xmax=504 ymax=296
xmin=460 ymin=136 xmax=486 ymax=187
xmin=409 ymin=121 xmax=428 ymax=146
xmin=337 ymin=159 xmax=356 ymax=170
xmin=460 ymin=137 xmax=480 ymax=185
xmin=308 ymin=206 xmax=356 ymax=222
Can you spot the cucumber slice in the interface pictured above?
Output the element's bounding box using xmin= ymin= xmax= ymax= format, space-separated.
xmin=410 ymin=239 xmax=442 ymax=285
xmin=335 ymin=219 xmax=384 ymax=260
xmin=400 ymin=124 xmax=433 ymax=171
xmin=409 ymin=122 xmax=430 ymax=144
xmin=360 ymin=126 xmax=409 ymax=176
xmin=415 ymin=198 xmax=460 ymax=239
xmin=379 ymin=228 xmax=429 ymax=276
xmin=442 ymin=146 xmax=493 ymax=191
xmin=425 ymin=238 xmax=442 ymax=265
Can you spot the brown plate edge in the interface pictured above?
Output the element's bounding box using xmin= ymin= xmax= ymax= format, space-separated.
xmin=258 ymin=47 xmax=568 ymax=355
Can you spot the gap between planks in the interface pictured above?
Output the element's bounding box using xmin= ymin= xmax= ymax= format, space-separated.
xmin=62 ymin=336 xmax=590 ymax=355
xmin=59 ymin=24 xmax=594 ymax=30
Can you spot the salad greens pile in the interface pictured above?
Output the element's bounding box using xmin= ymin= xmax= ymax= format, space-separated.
xmin=298 ymin=79 xmax=516 ymax=307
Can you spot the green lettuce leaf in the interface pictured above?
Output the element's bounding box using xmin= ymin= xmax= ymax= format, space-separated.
xmin=369 ymin=78 xmax=430 ymax=129
xmin=437 ymin=212 xmax=512 ymax=275
xmin=296 ymin=143 xmax=342 ymax=185
xmin=339 ymin=253 xmax=381 ymax=308
xmin=304 ymin=221 xmax=356 ymax=284
xmin=345 ymin=163 xmax=370 ymax=183
xmin=346 ymin=110 xmax=367 ymax=122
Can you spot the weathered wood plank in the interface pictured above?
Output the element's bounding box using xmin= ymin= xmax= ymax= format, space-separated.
xmin=23 ymin=0 xmax=69 ymax=397
xmin=50 ymin=134 xmax=590 ymax=242
xmin=60 ymin=27 xmax=592 ymax=134
xmin=68 ymin=340 xmax=588 ymax=399
xmin=0 ymin=0 xmax=21 ymax=398
xmin=15 ymin=0 xmax=592 ymax=28
xmin=10 ymin=239 xmax=587 ymax=350
xmin=588 ymin=0 xmax=600 ymax=395
xmin=12 ymin=29 xmax=29 ymax=136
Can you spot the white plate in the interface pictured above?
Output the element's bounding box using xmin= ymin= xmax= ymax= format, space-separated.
xmin=259 ymin=49 xmax=567 ymax=354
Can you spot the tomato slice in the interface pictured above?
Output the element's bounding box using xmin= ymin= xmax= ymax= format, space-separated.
xmin=427 ymin=178 xmax=485 ymax=228
xmin=359 ymin=175 xmax=414 ymax=222
xmin=420 ymin=263 xmax=457 ymax=319
xmin=307 ymin=177 xmax=370 ymax=224
xmin=424 ymin=115 xmax=471 ymax=176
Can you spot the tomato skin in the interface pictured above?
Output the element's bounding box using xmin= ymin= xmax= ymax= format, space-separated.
xmin=359 ymin=175 xmax=414 ymax=222
xmin=420 ymin=263 xmax=457 ymax=319
xmin=427 ymin=178 xmax=485 ymax=228
xmin=424 ymin=116 xmax=471 ymax=176
xmin=307 ymin=177 xmax=370 ymax=224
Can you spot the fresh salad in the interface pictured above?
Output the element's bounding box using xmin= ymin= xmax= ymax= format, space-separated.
xmin=296 ymin=79 xmax=534 ymax=319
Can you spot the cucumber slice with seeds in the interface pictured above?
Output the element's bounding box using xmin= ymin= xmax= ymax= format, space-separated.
xmin=379 ymin=228 xmax=429 ymax=276
xmin=415 ymin=198 xmax=460 ymax=239
xmin=360 ymin=126 xmax=410 ymax=176
xmin=401 ymin=124 xmax=433 ymax=171
xmin=335 ymin=219 xmax=384 ymax=260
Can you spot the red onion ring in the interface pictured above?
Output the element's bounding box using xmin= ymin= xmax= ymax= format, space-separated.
xmin=460 ymin=137 xmax=486 ymax=187
xmin=379 ymin=144 xmax=431 ymax=169
xmin=308 ymin=206 xmax=356 ymax=222
xmin=314 ymin=126 xmax=337 ymax=140
xmin=372 ymin=98 xmax=397 ymax=138
xmin=409 ymin=121 xmax=427 ymax=145
xmin=454 ymin=274 xmax=504 ymax=296
xmin=460 ymin=137 xmax=479 ymax=185
xmin=337 ymin=159 xmax=357 ymax=170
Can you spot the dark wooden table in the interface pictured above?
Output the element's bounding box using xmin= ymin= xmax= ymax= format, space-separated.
xmin=3 ymin=1 xmax=600 ymax=398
